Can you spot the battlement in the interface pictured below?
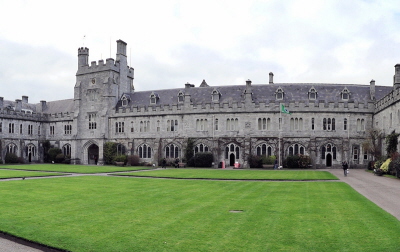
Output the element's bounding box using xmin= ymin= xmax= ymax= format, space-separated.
xmin=375 ymin=88 xmax=400 ymax=113
xmin=78 ymin=47 xmax=89 ymax=55
xmin=77 ymin=58 xmax=134 ymax=78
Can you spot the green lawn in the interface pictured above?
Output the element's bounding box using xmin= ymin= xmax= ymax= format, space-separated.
xmin=0 ymin=169 xmax=66 ymax=179
xmin=0 ymin=176 xmax=398 ymax=252
xmin=117 ymin=168 xmax=338 ymax=180
xmin=0 ymin=164 xmax=154 ymax=173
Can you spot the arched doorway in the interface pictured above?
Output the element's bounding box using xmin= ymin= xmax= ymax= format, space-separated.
xmin=88 ymin=144 xmax=99 ymax=165
xmin=230 ymin=153 xmax=235 ymax=166
xmin=326 ymin=153 xmax=332 ymax=167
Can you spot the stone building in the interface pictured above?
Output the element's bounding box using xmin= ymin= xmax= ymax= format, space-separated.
xmin=0 ymin=40 xmax=398 ymax=168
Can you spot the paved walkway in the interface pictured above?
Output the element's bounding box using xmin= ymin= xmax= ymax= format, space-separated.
xmin=1 ymin=168 xmax=399 ymax=251
xmin=326 ymin=168 xmax=400 ymax=221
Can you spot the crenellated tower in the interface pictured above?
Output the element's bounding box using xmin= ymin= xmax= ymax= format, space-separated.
xmin=394 ymin=64 xmax=400 ymax=90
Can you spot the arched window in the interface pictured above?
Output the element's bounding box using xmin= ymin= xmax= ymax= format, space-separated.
xmin=178 ymin=91 xmax=184 ymax=103
xmin=6 ymin=143 xmax=17 ymax=154
xmin=275 ymin=88 xmax=284 ymax=100
xmin=138 ymin=144 xmax=152 ymax=158
xmin=256 ymin=143 xmax=273 ymax=157
xmin=321 ymin=143 xmax=337 ymax=160
xmin=117 ymin=144 xmax=126 ymax=155
xmin=194 ymin=143 xmax=210 ymax=154
xmin=63 ymin=144 xmax=71 ymax=157
xmin=165 ymin=144 xmax=180 ymax=159
xmin=288 ymin=143 xmax=306 ymax=156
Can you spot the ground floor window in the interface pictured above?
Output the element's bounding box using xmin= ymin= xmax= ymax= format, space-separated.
xmin=138 ymin=144 xmax=152 ymax=158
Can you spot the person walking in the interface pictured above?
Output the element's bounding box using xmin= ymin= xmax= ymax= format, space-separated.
xmin=162 ymin=158 xmax=167 ymax=169
xmin=342 ymin=161 xmax=349 ymax=176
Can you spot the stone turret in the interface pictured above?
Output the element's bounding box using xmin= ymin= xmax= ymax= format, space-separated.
xmin=78 ymin=47 xmax=89 ymax=67
xmin=0 ymin=97 xmax=3 ymax=109
xmin=394 ymin=64 xmax=400 ymax=90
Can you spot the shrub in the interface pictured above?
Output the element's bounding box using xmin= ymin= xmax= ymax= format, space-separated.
xmin=113 ymin=154 xmax=127 ymax=164
xmin=103 ymin=142 xmax=117 ymax=165
xmin=48 ymin=148 xmax=62 ymax=163
xmin=127 ymin=155 xmax=140 ymax=166
xmin=190 ymin=152 xmax=213 ymax=167
xmin=298 ymin=155 xmax=311 ymax=168
xmin=367 ymin=161 xmax=375 ymax=170
xmin=248 ymin=155 xmax=263 ymax=168
xmin=380 ymin=158 xmax=391 ymax=173
xmin=5 ymin=153 xmax=19 ymax=164
xmin=262 ymin=155 xmax=276 ymax=165
xmin=55 ymin=154 xmax=65 ymax=163
xmin=17 ymin=157 xmax=25 ymax=164
xmin=285 ymin=155 xmax=300 ymax=168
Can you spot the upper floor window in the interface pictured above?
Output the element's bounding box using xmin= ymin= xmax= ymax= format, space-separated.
xmin=215 ymin=118 xmax=219 ymax=131
xmin=28 ymin=125 xmax=33 ymax=135
xmin=167 ymin=120 xmax=178 ymax=132
xmin=0 ymin=122 xmax=2 ymax=133
xmin=9 ymin=123 xmax=14 ymax=134
xmin=130 ymin=121 xmax=134 ymax=133
xmin=275 ymin=87 xmax=284 ymax=100
xmin=258 ymin=118 xmax=271 ymax=130
xmin=196 ymin=119 xmax=208 ymax=131
xmin=311 ymin=118 xmax=315 ymax=130
xmin=64 ymin=124 xmax=72 ymax=135
xmin=226 ymin=118 xmax=239 ymax=131
xmin=344 ymin=118 xmax=347 ymax=131
xmin=357 ymin=119 xmax=365 ymax=132
xmin=140 ymin=121 xmax=150 ymax=132
xmin=88 ymin=113 xmax=97 ymax=130
xmin=20 ymin=124 xmax=22 ymax=134
xmin=323 ymin=118 xmax=335 ymax=131
xmin=115 ymin=122 xmax=125 ymax=133
xmin=290 ymin=118 xmax=303 ymax=130
xmin=157 ymin=120 xmax=160 ymax=132
xmin=50 ymin=125 xmax=55 ymax=135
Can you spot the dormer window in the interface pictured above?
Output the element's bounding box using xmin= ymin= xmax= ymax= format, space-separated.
xmin=178 ymin=91 xmax=184 ymax=103
xmin=275 ymin=87 xmax=284 ymax=100
xmin=121 ymin=96 xmax=128 ymax=106
xmin=341 ymin=88 xmax=351 ymax=100
xmin=308 ymin=87 xmax=317 ymax=100
xmin=212 ymin=89 xmax=221 ymax=102
xmin=121 ymin=94 xmax=130 ymax=107
xmin=150 ymin=92 xmax=159 ymax=104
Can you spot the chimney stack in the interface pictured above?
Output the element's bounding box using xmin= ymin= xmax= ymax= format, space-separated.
xmin=370 ymin=79 xmax=375 ymax=100
xmin=269 ymin=72 xmax=274 ymax=84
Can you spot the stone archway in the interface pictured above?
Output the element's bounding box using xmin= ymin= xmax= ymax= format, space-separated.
xmin=230 ymin=153 xmax=235 ymax=166
xmin=88 ymin=144 xmax=99 ymax=165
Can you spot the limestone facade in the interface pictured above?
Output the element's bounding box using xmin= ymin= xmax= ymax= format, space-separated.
xmin=0 ymin=40 xmax=398 ymax=168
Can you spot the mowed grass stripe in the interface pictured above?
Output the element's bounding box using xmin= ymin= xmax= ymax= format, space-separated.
xmin=0 ymin=164 xmax=154 ymax=173
xmin=117 ymin=168 xmax=338 ymax=180
xmin=0 ymin=176 xmax=398 ymax=252
xmin=0 ymin=169 xmax=66 ymax=179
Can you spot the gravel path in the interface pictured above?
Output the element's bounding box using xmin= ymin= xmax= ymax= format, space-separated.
xmin=1 ymin=168 xmax=399 ymax=251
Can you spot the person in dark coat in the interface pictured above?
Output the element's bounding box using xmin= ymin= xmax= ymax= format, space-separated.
xmin=162 ymin=158 xmax=167 ymax=169
xmin=342 ymin=161 xmax=349 ymax=176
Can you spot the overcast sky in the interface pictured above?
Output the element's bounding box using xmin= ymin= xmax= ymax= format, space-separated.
xmin=1 ymin=0 xmax=400 ymax=103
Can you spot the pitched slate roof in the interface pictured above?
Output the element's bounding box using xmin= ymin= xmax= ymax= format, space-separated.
xmin=117 ymin=83 xmax=393 ymax=108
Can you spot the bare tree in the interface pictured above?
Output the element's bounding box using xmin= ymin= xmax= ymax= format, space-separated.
xmin=362 ymin=128 xmax=383 ymax=161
